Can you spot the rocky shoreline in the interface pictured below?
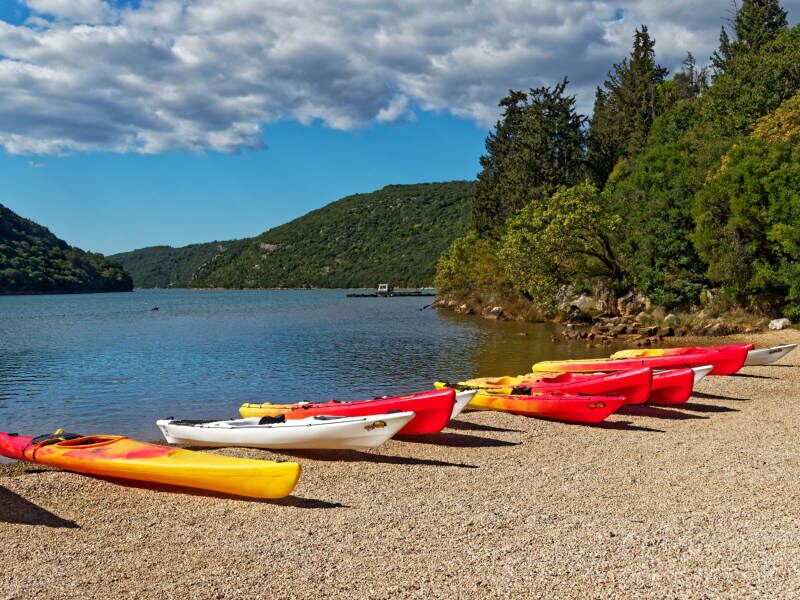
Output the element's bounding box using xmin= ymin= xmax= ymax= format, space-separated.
xmin=434 ymin=295 xmax=794 ymax=343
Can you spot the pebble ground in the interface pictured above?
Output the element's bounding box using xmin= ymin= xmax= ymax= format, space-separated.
xmin=1 ymin=330 xmax=799 ymax=599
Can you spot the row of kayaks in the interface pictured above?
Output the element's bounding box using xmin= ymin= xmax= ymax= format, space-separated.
xmin=1 ymin=342 xmax=793 ymax=499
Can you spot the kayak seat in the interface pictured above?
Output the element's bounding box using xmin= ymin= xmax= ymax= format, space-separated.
xmin=510 ymin=387 xmax=532 ymax=395
xmin=258 ymin=415 xmax=287 ymax=425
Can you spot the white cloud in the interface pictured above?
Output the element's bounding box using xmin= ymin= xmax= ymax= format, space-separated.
xmin=24 ymin=0 xmax=114 ymax=24
xmin=0 ymin=0 xmax=798 ymax=155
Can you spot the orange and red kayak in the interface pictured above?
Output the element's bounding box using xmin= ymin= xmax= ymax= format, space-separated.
xmin=468 ymin=392 xmax=625 ymax=424
xmin=240 ymin=389 xmax=455 ymax=435
xmin=0 ymin=430 xmax=300 ymax=499
xmin=533 ymin=344 xmax=749 ymax=376
xmin=440 ymin=367 xmax=652 ymax=405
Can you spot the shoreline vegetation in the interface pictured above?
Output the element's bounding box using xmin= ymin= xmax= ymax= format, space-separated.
xmin=434 ymin=2 xmax=800 ymax=334
xmin=2 ymin=329 xmax=798 ymax=597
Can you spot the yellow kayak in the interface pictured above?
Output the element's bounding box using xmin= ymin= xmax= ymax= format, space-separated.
xmin=0 ymin=430 xmax=301 ymax=499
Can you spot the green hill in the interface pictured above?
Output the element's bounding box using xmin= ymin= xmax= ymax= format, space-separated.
xmin=109 ymin=242 xmax=233 ymax=289
xmin=114 ymin=181 xmax=473 ymax=289
xmin=0 ymin=204 xmax=133 ymax=294
xmin=190 ymin=181 xmax=473 ymax=289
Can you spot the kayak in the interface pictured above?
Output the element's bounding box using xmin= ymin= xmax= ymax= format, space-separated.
xmin=744 ymin=343 xmax=797 ymax=366
xmin=452 ymin=390 xmax=478 ymax=419
xmin=0 ymin=430 xmax=300 ymax=499
xmin=532 ymin=344 xmax=749 ymax=375
xmin=689 ymin=365 xmax=714 ymax=385
xmin=436 ymin=367 xmax=652 ymax=405
xmin=648 ymin=367 xmax=695 ymax=405
xmin=157 ymin=412 xmax=414 ymax=450
xmin=611 ymin=343 xmax=754 ymax=360
xmin=467 ymin=392 xmax=625 ymax=424
xmin=239 ymin=389 xmax=456 ymax=435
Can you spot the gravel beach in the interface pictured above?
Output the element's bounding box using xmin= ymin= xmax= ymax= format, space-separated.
xmin=2 ymin=330 xmax=799 ymax=599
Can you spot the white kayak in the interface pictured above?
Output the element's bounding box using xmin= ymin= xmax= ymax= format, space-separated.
xmin=692 ymin=365 xmax=714 ymax=385
xmin=744 ymin=344 xmax=797 ymax=366
xmin=157 ymin=411 xmax=414 ymax=450
xmin=452 ymin=390 xmax=478 ymax=420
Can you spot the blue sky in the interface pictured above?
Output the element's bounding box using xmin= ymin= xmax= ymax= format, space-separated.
xmin=1 ymin=0 xmax=799 ymax=254
xmin=1 ymin=114 xmax=486 ymax=253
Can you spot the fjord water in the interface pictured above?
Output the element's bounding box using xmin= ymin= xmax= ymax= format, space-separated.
xmin=0 ymin=290 xmax=616 ymax=441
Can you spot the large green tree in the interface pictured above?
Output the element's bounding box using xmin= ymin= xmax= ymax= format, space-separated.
xmin=499 ymin=182 xmax=624 ymax=312
xmin=588 ymin=26 xmax=668 ymax=184
xmin=693 ymin=93 xmax=800 ymax=317
xmin=472 ymin=80 xmax=586 ymax=236
xmin=711 ymin=0 xmax=788 ymax=74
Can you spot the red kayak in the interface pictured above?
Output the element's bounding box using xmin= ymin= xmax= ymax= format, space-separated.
xmin=473 ymin=368 xmax=653 ymax=405
xmin=649 ymin=368 xmax=694 ymax=405
xmin=469 ymin=391 xmax=626 ymax=424
xmin=239 ymin=388 xmax=455 ymax=435
xmin=533 ymin=344 xmax=749 ymax=376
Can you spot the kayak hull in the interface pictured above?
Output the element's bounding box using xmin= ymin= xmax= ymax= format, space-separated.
xmin=611 ymin=343 xmax=755 ymax=360
xmin=533 ymin=345 xmax=749 ymax=376
xmin=744 ymin=344 xmax=797 ymax=366
xmin=157 ymin=412 xmax=414 ymax=450
xmin=452 ymin=390 xmax=478 ymax=419
xmin=0 ymin=432 xmax=300 ymax=499
xmin=468 ymin=392 xmax=625 ymax=424
xmin=239 ymin=389 xmax=456 ymax=435
xmin=443 ymin=368 xmax=652 ymax=405
xmin=648 ymin=368 xmax=695 ymax=405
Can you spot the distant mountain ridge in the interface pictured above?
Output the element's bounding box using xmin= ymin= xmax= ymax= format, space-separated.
xmin=0 ymin=204 xmax=133 ymax=294
xmin=112 ymin=181 xmax=474 ymax=289
xmin=108 ymin=241 xmax=233 ymax=289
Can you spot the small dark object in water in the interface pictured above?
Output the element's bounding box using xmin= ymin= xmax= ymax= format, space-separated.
xmin=151 ymin=307 xmax=159 ymax=311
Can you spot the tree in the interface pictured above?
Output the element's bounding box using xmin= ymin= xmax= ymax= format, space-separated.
xmin=711 ymin=0 xmax=788 ymax=74
xmin=693 ymin=93 xmax=800 ymax=317
xmin=472 ymin=80 xmax=587 ymax=236
xmin=588 ymin=26 xmax=668 ymax=184
xmin=499 ymin=182 xmax=624 ymax=312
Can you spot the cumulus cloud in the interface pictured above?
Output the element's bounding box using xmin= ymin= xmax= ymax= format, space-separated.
xmin=0 ymin=0 xmax=798 ymax=155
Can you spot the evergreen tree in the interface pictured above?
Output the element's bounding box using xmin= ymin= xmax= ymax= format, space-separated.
xmin=588 ymin=26 xmax=668 ymax=184
xmin=472 ymin=80 xmax=586 ymax=236
xmin=711 ymin=0 xmax=788 ymax=74
xmin=735 ymin=0 xmax=788 ymax=50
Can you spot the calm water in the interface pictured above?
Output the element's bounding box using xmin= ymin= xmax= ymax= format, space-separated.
xmin=0 ymin=290 xmax=618 ymax=441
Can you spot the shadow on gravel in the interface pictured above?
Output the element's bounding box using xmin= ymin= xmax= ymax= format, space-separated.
xmin=729 ymin=373 xmax=778 ymax=380
xmin=673 ymin=402 xmax=739 ymax=413
xmin=275 ymin=449 xmax=477 ymax=469
xmin=0 ymin=486 xmax=79 ymax=528
xmin=618 ymin=405 xmax=708 ymax=420
xmin=586 ymin=421 xmax=665 ymax=433
xmin=446 ymin=419 xmax=523 ymax=434
xmin=395 ymin=432 xmax=520 ymax=448
xmin=274 ymin=496 xmax=348 ymax=509
xmin=692 ymin=391 xmax=749 ymax=402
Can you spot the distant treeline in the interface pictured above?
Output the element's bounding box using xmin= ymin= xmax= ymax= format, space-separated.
xmin=435 ymin=0 xmax=800 ymax=320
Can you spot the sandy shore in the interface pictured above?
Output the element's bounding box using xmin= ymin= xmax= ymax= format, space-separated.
xmin=2 ymin=330 xmax=799 ymax=599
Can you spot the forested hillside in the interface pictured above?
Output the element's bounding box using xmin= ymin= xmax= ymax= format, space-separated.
xmin=115 ymin=181 xmax=473 ymax=289
xmin=436 ymin=0 xmax=800 ymax=321
xmin=191 ymin=182 xmax=473 ymax=289
xmin=0 ymin=204 xmax=132 ymax=294
xmin=109 ymin=242 xmax=232 ymax=288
